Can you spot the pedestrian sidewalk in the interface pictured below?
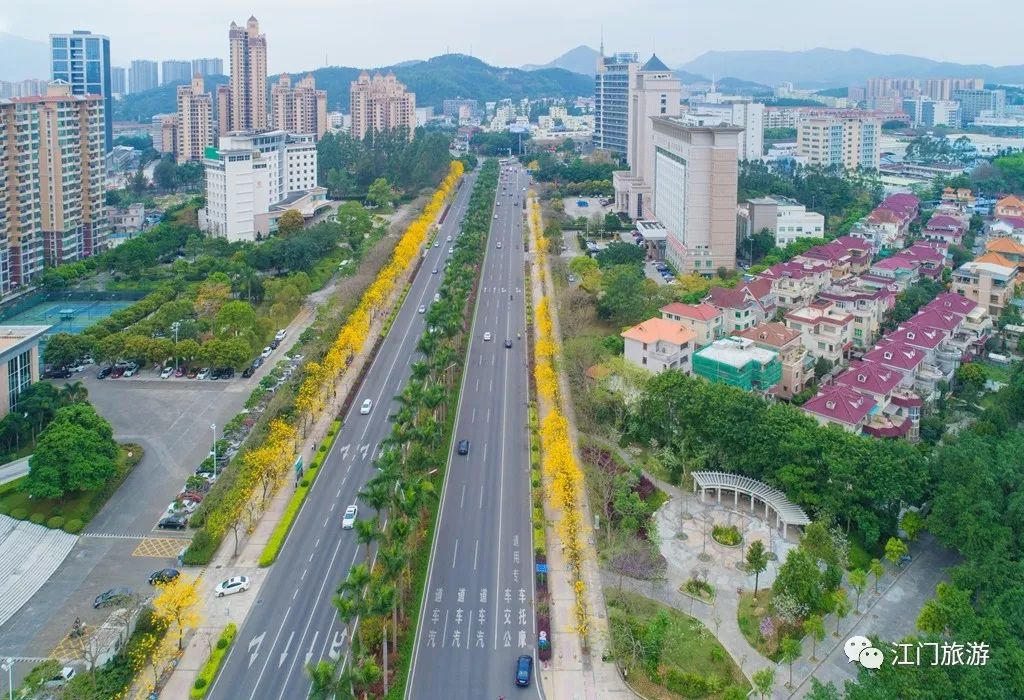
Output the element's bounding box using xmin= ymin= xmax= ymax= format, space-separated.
xmin=526 ymin=196 xmax=634 ymax=700
xmin=0 ymin=455 xmax=30 ymax=486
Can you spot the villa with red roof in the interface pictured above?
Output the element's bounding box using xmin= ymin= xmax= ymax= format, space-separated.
xmin=758 ymin=260 xmax=831 ymax=309
xmin=818 ymin=282 xmax=894 ymax=349
xmin=995 ymin=195 xmax=1024 ymax=218
xmin=827 ymin=361 xmax=923 ymax=440
xmin=660 ymin=303 xmax=722 ymax=345
xmin=863 ymin=339 xmax=945 ymax=400
xmin=801 ymin=384 xmax=878 ymax=433
xmin=621 ymin=318 xmax=697 ymax=374
xmin=784 ymin=300 xmax=855 ymax=366
xmin=867 ymin=256 xmax=920 ymax=290
xmin=795 ymin=236 xmax=873 ymax=279
xmin=891 ymin=243 xmax=946 ymax=279
xmin=704 ymin=282 xmax=775 ymax=335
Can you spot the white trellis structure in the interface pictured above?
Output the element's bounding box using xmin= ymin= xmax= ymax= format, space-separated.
xmin=692 ymin=471 xmax=811 ymax=538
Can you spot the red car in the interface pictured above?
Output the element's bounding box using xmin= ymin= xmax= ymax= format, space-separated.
xmin=111 ymin=366 xmax=125 ymax=378
xmin=174 ymin=366 xmax=187 ymax=378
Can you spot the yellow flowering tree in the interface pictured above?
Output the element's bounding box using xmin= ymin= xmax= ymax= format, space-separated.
xmin=152 ymin=575 xmax=204 ymax=650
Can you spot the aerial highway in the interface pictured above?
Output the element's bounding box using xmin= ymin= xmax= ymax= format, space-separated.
xmin=207 ymin=169 xmax=478 ymax=700
xmin=406 ymin=161 xmax=543 ymax=699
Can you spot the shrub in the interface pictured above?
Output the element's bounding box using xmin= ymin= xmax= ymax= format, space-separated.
xmin=29 ymin=512 xmax=45 ymax=525
xmin=193 ymin=677 xmax=207 ymax=690
xmin=299 ymin=478 xmax=310 ymax=487
xmin=534 ymin=526 xmax=546 ymax=556
xmin=712 ymin=524 xmax=742 ymax=546
xmin=190 ymin=623 xmax=236 ymax=698
xmin=665 ymin=668 xmax=711 ymax=698
xmin=47 ymin=516 xmax=65 ymax=529
xmin=65 ymin=518 xmax=84 ymax=533
xmin=184 ymin=529 xmax=218 ymax=565
xmin=10 ymin=508 xmax=28 ymax=520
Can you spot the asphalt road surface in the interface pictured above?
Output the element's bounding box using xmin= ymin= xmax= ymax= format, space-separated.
xmin=207 ymin=170 xmax=478 ymax=700
xmin=406 ymin=162 xmax=544 ymax=699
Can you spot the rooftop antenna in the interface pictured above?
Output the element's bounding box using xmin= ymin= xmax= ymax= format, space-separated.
xmin=599 ymin=25 xmax=604 ymax=58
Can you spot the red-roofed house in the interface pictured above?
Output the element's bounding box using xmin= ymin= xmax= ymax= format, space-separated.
xmin=863 ymin=339 xmax=945 ymax=400
xmin=995 ymin=195 xmax=1024 ymax=218
xmin=922 ymin=213 xmax=967 ymax=246
xmin=922 ymin=292 xmax=992 ymax=359
xmin=758 ymin=260 xmax=831 ymax=309
xmin=832 ymin=361 xmax=922 ymax=440
xmin=886 ymin=323 xmax=959 ymax=378
xmin=818 ymin=282 xmax=894 ymax=349
xmin=801 ymin=384 xmax=877 ymax=432
xmin=735 ymin=322 xmax=810 ymax=399
xmin=621 ymin=318 xmax=697 ymax=373
xmin=739 ymin=277 xmax=776 ymax=318
xmin=660 ymin=303 xmax=723 ymax=345
xmin=891 ymin=243 xmax=945 ymax=279
xmin=784 ymin=300 xmax=855 ymax=365
xmin=868 ymin=256 xmax=920 ymax=290
xmin=704 ymin=286 xmax=771 ymax=334
xmin=796 ymin=236 xmax=873 ymax=279
xmin=879 ymin=193 xmax=920 ymax=220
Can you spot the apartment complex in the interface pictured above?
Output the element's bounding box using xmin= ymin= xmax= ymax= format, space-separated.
xmin=593 ymin=51 xmax=639 ymax=157
xmin=201 ymin=131 xmax=321 ymax=243
xmin=952 ymin=257 xmax=1019 ymax=317
xmin=652 ymin=118 xmax=742 ymax=275
xmin=349 ymin=72 xmax=416 ymax=141
xmin=902 ymin=97 xmax=960 ymax=128
xmin=271 ymin=74 xmax=328 ymax=140
xmin=175 ymin=75 xmax=213 ymax=163
xmin=192 ymin=58 xmax=224 ymax=77
xmin=796 ymin=117 xmax=880 ymax=170
xmin=226 ymin=16 xmax=268 ymax=132
xmin=612 ymin=55 xmax=682 ymax=219
xmin=49 ymin=30 xmax=113 ymax=152
xmin=161 ymin=60 xmax=191 ymax=85
xmin=0 ymin=80 xmax=49 ymax=99
xmin=109 ymin=67 xmax=125 ymax=96
xmin=0 ymin=82 xmax=107 ymax=293
xmin=865 ymin=77 xmax=983 ymax=101
xmin=129 ymin=59 xmax=159 ymax=93
xmin=953 ymin=88 xmax=1006 ymax=123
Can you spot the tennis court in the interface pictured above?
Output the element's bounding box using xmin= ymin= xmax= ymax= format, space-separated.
xmin=2 ymin=299 xmax=133 ymax=368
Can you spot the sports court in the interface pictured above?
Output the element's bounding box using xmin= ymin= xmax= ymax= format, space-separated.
xmin=1 ymin=299 xmax=133 ymax=367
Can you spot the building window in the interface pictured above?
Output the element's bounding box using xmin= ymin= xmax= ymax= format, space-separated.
xmin=7 ymin=348 xmax=33 ymax=412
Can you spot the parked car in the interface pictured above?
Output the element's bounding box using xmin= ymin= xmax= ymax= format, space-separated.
xmin=515 ymin=654 xmax=533 ymax=687
xmin=457 ymin=439 xmax=470 ymax=455
xmin=360 ymin=399 xmax=373 ymax=415
xmin=110 ymin=366 xmax=125 ymax=378
xmin=44 ymin=667 xmax=76 ymax=689
xmin=160 ymin=366 xmax=174 ymax=379
xmin=260 ymin=347 xmax=273 ymax=359
xmin=93 ymin=587 xmax=133 ymax=609
xmin=122 ymin=366 xmax=138 ymax=378
xmin=214 ymin=576 xmax=250 ymax=597
xmin=433 ymin=293 xmax=441 ymax=303
xmin=97 ymin=366 xmax=113 ymax=379
xmin=242 ymin=366 xmax=256 ymax=378
xmin=174 ymin=366 xmax=187 ymax=378
xmin=196 ymin=368 xmax=211 ymax=380
xmin=187 ymin=367 xmax=200 ymax=378
xmin=217 ymin=367 xmax=235 ymax=379
xmin=274 ymin=329 xmax=287 ymax=342
xmin=148 ymin=568 xmax=180 ymax=585
xmin=341 ymin=505 xmax=358 ymax=529
xmin=47 ymin=368 xmax=73 ymax=379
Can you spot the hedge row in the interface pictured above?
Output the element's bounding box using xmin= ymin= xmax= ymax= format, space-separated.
xmin=189 ymin=623 xmax=237 ymax=698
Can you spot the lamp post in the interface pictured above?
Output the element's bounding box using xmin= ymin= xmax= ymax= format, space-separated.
xmin=171 ymin=321 xmax=181 ymax=371
xmin=2 ymin=657 xmax=12 ymax=700
xmin=211 ymin=423 xmax=218 ymax=476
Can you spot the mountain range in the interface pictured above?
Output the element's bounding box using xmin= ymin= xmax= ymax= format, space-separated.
xmin=0 ymin=32 xmax=49 ymax=81
xmin=115 ymin=54 xmax=592 ymax=123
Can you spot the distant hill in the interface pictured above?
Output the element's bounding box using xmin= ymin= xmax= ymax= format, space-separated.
xmin=0 ymin=32 xmax=49 ymax=81
xmin=114 ymin=75 xmax=229 ymax=122
xmin=522 ymin=45 xmax=601 ymax=76
xmin=679 ymin=48 xmax=1024 ymax=88
xmin=114 ymin=54 xmax=593 ymax=123
xmin=716 ymin=76 xmax=772 ymax=94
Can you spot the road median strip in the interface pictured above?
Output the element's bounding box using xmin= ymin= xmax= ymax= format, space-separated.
xmin=189 ymin=623 xmax=237 ymax=698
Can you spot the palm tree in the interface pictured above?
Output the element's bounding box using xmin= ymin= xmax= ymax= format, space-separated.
xmin=350 ymin=656 xmax=381 ymax=700
xmin=379 ymin=542 xmax=407 ymax=635
xmin=334 ymin=563 xmax=371 ymax=649
xmin=354 ymin=517 xmax=379 ymax=561
xmin=369 ymin=585 xmax=396 ymax=694
xmin=409 ymin=360 xmax=430 ymax=383
xmin=59 ymin=381 xmax=89 ymax=405
xmin=358 ymin=481 xmax=392 ymax=521
xmin=307 ymin=660 xmax=340 ymax=700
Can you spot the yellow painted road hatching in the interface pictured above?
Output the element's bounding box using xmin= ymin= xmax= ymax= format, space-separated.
xmin=132 ymin=537 xmax=190 ymax=558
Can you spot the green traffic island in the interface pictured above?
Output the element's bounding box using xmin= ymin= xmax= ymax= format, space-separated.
xmin=607 ymin=590 xmax=750 ymax=700
xmin=190 ymin=623 xmax=237 ymax=698
xmin=711 ymin=524 xmax=742 ymax=548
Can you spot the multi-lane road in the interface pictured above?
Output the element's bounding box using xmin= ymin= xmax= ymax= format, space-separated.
xmin=407 ymin=162 xmax=544 ymax=699
xmin=207 ymin=169 xmax=478 ymax=700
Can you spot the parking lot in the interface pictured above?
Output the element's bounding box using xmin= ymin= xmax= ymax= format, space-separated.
xmin=561 ymin=195 xmax=611 ymax=220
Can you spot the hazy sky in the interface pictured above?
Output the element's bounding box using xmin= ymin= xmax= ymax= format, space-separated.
xmin=4 ymin=0 xmax=1024 ymax=72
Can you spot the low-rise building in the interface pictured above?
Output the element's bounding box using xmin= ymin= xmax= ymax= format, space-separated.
xmin=692 ymin=336 xmax=781 ymax=392
xmin=985 ymin=236 xmax=1024 ymax=265
xmin=994 ymin=194 xmax=1024 ymax=218
xmin=108 ymin=203 xmax=145 ymax=233
xmin=0 ymin=325 xmax=49 ymax=418
xmin=741 ymin=195 xmax=825 ymax=246
xmin=734 ymin=322 xmax=809 ymax=399
xmin=862 ymin=339 xmax=944 ymax=401
xmin=817 ymin=283 xmax=894 ymax=349
xmin=866 ymin=257 xmax=920 ymax=291
xmin=891 ymin=242 xmax=946 ymax=280
xmin=921 ymin=213 xmax=967 ymax=246
xmin=784 ymin=301 xmax=855 ymax=366
xmin=704 ymin=282 xmax=774 ymax=334
xmin=795 ymin=236 xmax=873 ymax=279
xmin=951 ymin=258 xmax=1018 ymax=317
xmin=621 ymin=318 xmax=697 ymax=373
xmin=659 ymin=302 xmax=722 ymax=345
xmin=758 ymin=260 xmax=831 ymax=309
xmin=801 ymin=384 xmax=877 ymax=433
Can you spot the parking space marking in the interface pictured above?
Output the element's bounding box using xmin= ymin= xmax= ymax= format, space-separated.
xmin=51 ymin=628 xmax=92 ymax=661
xmin=132 ymin=537 xmax=191 ymax=558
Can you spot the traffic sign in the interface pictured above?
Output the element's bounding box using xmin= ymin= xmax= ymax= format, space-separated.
xmin=535 ymin=563 xmax=547 ymax=574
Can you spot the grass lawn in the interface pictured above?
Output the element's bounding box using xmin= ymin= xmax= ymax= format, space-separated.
xmin=0 ymin=444 xmax=143 ymax=532
xmin=607 ymin=590 xmax=749 ymax=699
xmin=737 ymin=589 xmax=805 ymax=662
xmin=978 ymin=361 xmax=1012 ymax=384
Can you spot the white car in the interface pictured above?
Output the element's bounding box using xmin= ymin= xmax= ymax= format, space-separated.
xmin=341 ymin=505 xmax=358 ymax=529
xmin=493 ymin=214 xmax=498 ymax=219
xmin=448 ymin=247 xmax=453 ymax=254
xmin=196 ymin=368 xmax=211 ymax=380
xmin=418 ymin=305 xmax=426 ymax=314
xmin=44 ymin=667 xmax=76 ymax=688
xmin=433 ymin=293 xmax=441 ymax=302
xmin=215 ymin=575 xmax=250 ymax=597
xmin=123 ymin=366 xmax=137 ymax=377
xmin=160 ymin=366 xmax=174 ymax=379
xmin=496 ymin=201 xmax=501 ymax=206
xmin=275 ymin=329 xmax=287 ymax=342
xmin=446 ymin=235 xmax=452 ymax=242
xmin=360 ymin=398 xmax=373 ymax=415
xmin=434 ymin=241 xmax=440 ymax=247
xmin=483 ymin=332 xmax=492 ymax=342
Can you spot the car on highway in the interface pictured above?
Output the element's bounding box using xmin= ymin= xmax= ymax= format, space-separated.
xmin=158 ymin=514 xmax=189 ymax=530
xmin=496 ymin=201 xmax=500 ymax=206
xmin=97 ymin=366 xmax=112 ymax=379
xmin=515 ymin=654 xmax=533 ymax=687
xmin=275 ymin=329 xmax=287 ymax=342
xmin=160 ymin=366 xmax=174 ymax=379
xmin=260 ymin=347 xmax=273 ymax=359
xmin=433 ymin=241 xmax=440 ymax=247
xmin=493 ymin=214 xmax=498 ymax=219
xmin=148 ymin=568 xmax=180 ymax=585
xmin=432 ymin=267 xmax=438 ymax=274
xmin=446 ymin=235 xmax=452 ymax=242
xmin=93 ymin=587 xmax=133 ymax=609
xmin=505 ymin=338 xmax=513 ymax=348
xmin=341 ymin=505 xmax=358 ymax=529
xmin=483 ymin=332 xmax=492 ymax=341
xmin=496 ymin=241 xmax=502 ymax=249
xmin=196 ymin=368 xmax=211 ymax=380
xmin=242 ymin=366 xmax=256 ymax=378
xmin=418 ymin=305 xmax=426 ymax=314
xmin=214 ymin=576 xmax=250 ymax=597
xmin=457 ymin=439 xmax=470 ymax=455
xmin=360 ymin=398 xmax=373 ymax=414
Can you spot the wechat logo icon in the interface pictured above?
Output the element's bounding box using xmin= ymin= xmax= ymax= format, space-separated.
xmin=845 ymin=635 xmax=884 ymax=669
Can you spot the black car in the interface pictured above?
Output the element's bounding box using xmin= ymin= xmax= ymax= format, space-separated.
xmin=93 ymin=587 xmax=133 ymax=609
xmin=269 ymin=339 xmax=281 ymax=350
xmin=504 ymin=338 xmax=513 ymax=348
xmin=220 ymin=367 xmax=235 ymax=379
xmin=148 ymin=568 xmax=180 ymax=585
xmin=47 ymin=368 xmax=73 ymax=379
xmin=97 ymin=366 xmax=113 ymax=379
xmin=242 ymin=366 xmax=255 ymax=378
xmin=457 ymin=439 xmax=470 ymax=455
xmin=158 ymin=514 xmax=189 ymax=530
xmin=515 ymin=655 xmax=533 ymax=687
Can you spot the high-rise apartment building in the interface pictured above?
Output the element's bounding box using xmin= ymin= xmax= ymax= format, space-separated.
xmin=110 ymin=66 xmax=126 ymax=95
xmin=0 ymin=82 xmax=107 ymax=293
xmin=953 ymin=88 xmax=1006 ymax=124
xmin=612 ymin=55 xmax=681 ymax=219
xmin=50 ymin=30 xmax=112 ymax=152
xmin=797 ymin=117 xmax=880 ymax=170
xmin=271 ymin=74 xmax=328 ymax=139
xmin=0 ymin=80 xmax=48 ymax=99
xmin=349 ymin=72 xmax=416 ymax=141
xmin=175 ymin=75 xmax=213 ymax=163
xmin=651 ymin=118 xmax=742 ymax=276
xmin=227 ymin=16 xmax=268 ymax=132
xmin=682 ymin=101 xmax=765 ymax=161
xmin=161 ymin=60 xmax=192 ymax=85
xmin=191 ymin=58 xmax=224 ymax=77
xmin=201 ymin=131 xmax=321 ymax=242
xmin=129 ymin=59 xmax=159 ymax=93
xmin=215 ymin=85 xmax=231 ymax=135
xmin=594 ymin=51 xmax=639 ymax=157
xmin=902 ymin=97 xmax=960 ymax=128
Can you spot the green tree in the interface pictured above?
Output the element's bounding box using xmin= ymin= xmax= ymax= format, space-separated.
xmin=781 ymin=637 xmax=802 ymax=688
xmin=276 ymin=209 xmax=305 ymax=236
xmin=849 ymin=569 xmax=867 ymax=613
xmin=44 ymin=333 xmax=89 ymax=369
xmin=752 ymin=667 xmax=775 ymax=700
xmin=869 ymin=558 xmax=884 ymax=594
xmin=215 ymin=300 xmax=257 ymax=338
xmin=745 ymin=540 xmax=770 ymax=595
xmin=595 ymin=241 xmax=645 ymax=269
xmin=603 ymin=212 xmax=622 ymax=232
xmin=336 ymin=201 xmax=374 ymax=246
xmin=916 ymin=582 xmax=973 ymax=635
xmin=23 ymin=404 xmax=118 ymax=500
xmin=805 ymin=613 xmax=825 ymax=660
xmin=899 ymin=510 xmax=925 ymax=542
xmin=597 ymin=265 xmax=652 ymax=325
xmin=153 ymin=156 xmax=178 ymax=191
xmin=955 ymin=363 xmax=986 ymax=394
xmin=884 ymin=537 xmax=908 ymax=565
xmin=773 ymin=547 xmax=828 ymax=615
xmin=367 ymin=177 xmax=393 ymax=208
xmin=831 ymin=589 xmax=851 ymax=635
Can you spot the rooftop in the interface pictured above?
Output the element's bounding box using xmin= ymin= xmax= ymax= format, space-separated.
xmin=985 ymin=236 xmax=1024 ymax=256
xmin=802 ymin=384 xmax=877 ymax=426
xmin=834 ymin=360 xmax=903 ymax=395
xmin=621 ymin=318 xmax=697 ymax=346
xmin=734 ymin=322 xmax=801 ymax=349
xmin=661 ymin=302 xmax=721 ymax=322
xmin=696 ymin=337 xmax=779 ymax=369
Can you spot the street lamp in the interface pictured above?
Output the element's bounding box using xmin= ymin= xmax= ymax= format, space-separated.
xmin=171 ymin=321 xmax=181 ymax=371
xmin=2 ymin=657 xmax=12 ymax=700
xmin=211 ymin=423 xmax=218 ymax=476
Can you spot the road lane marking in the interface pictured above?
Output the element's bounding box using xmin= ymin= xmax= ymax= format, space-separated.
xmin=247 ymin=632 xmax=266 ymax=669
xmin=451 ymin=538 xmax=459 ymax=568
xmin=301 ymin=569 xmax=306 ymax=581
xmin=330 ymin=502 xmax=335 ymax=512
xmin=304 ymin=630 xmax=319 ymax=667
xmin=459 ymin=483 xmax=466 ymax=509
xmin=244 ymin=606 xmax=292 ymax=700
xmin=473 ymin=539 xmax=479 ymax=571
xmin=442 ymin=609 xmax=449 ymax=649
xmin=278 ymin=631 xmax=294 ymax=668
xmin=293 ymin=588 xmax=298 ymax=600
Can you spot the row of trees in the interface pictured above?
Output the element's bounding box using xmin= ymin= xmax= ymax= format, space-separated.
xmin=317 ymin=128 xmax=455 ymax=198
xmin=311 ymin=160 xmax=495 ymax=699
